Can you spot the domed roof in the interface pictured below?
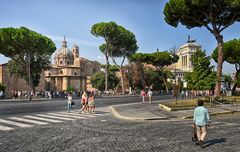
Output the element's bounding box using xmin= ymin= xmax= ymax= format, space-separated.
xmin=54 ymin=37 xmax=74 ymax=59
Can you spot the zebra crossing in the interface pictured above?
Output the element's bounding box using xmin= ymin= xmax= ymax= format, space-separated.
xmin=0 ymin=111 xmax=106 ymax=131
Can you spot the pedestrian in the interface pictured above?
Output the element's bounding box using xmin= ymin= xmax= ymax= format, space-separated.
xmin=88 ymin=92 xmax=95 ymax=114
xmin=147 ymin=89 xmax=153 ymax=104
xmin=193 ymin=100 xmax=211 ymax=148
xmin=140 ymin=89 xmax=146 ymax=102
xmin=0 ymin=90 xmax=3 ymax=99
xmin=79 ymin=91 xmax=88 ymax=113
xmin=67 ymin=93 xmax=73 ymax=113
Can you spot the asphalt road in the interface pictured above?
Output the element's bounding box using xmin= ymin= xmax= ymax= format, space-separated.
xmin=0 ymin=95 xmax=173 ymax=117
xmin=0 ymin=95 xmax=239 ymax=151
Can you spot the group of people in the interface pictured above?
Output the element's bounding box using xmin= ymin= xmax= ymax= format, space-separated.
xmin=66 ymin=90 xmax=95 ymax=114
xmin=140 ymin=89 xmax=153 ymax=104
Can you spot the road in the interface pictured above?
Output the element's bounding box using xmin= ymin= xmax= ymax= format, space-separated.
xmin=0 ymin=95 xmax=173 ymax=116
xmin=1 ymin=95 xmax=239 ymax=151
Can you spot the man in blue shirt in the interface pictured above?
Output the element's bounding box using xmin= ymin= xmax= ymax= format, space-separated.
xmin=193 ymin=100 xmax=211 ymax=148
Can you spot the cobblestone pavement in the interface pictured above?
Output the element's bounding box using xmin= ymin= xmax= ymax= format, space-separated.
xmin=0 ymin=110 xmax=239 ymax=152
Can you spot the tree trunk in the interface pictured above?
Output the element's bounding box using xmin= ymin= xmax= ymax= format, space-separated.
xmin=105 ymin=54 xmax=109 ymax=92
xmin=138 ymin=63 xmax=145 ymax=89
xmin=160 ymin=69 xmax=169 ymax=93
xmin=119 ymin=68 xmax=125 ymax=94
xmin=232 ymin=69 xmax=240 ymax=95
xmin=214 ymin=34 xmax=224 ymax=97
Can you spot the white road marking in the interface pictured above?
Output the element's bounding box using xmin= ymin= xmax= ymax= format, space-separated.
xmin=0 ymin=124 xmax=14 ymax=131
xmin=58 ymin=112 xmax=96 ymax=117
xmin=9 ymin=117 xmax=48 ymax=125
xmin=36 ymin=114 xmax=75 ymax=121
xmin=0 ymin=119 xmax=32 ymax=128
xmin=23 ymin=116 xmax=62 ymax=123
xmin=47 ymin=113 xmax=85 ymax=119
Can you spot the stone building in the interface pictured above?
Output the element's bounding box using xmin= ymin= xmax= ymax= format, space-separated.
xmin=0 ymin=63 xmax=45 ymax=97
xmin=45 ymin=37 xmax=100 ymax=92
xmin=168 ymin=37 xmax=201 ymax=87
xmin=0 ymin=37 xmax=100 ymax=97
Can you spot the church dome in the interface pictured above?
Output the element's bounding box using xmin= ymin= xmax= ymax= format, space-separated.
xmin=55 ymin=47 xmax=74 ymax=59
xmin=54 ymin=37 xmax=74 ymax=66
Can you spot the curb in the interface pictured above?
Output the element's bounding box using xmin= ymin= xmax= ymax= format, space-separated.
xmin=109 ymin=106 xmax=168 ymax=121
xmin=182 ymin=111 xmax=240 ymax=119
xmin=159 ymin=104 xmax=194 ymax=111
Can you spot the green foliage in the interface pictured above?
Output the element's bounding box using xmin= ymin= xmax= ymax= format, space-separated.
xmin=109 ymin=65 xmax=119 ymax=72
xmin=164 ymin=0 xmax=240 ymax=29
xmin=212 ymin=38 xmax=240 ymax=64
xmin=67 ymin=86 xmax=74 ymax=93
xmin=91 ymin=71 xmax=119 ymax=91
xmin=91 ymin=21 xmax=138 ymax=93
xmin=100 ymin=64 xmax=119 ymax=72
xmin=212 ymin=38 xmax=240 ymax=94
xmin=145 ymin=51 xmax=179 ymax=68
xmin=0 ymin=83 xmax=6 ymax=92
xmin=164 ymin=0 xmax=240 ymax=96
xmin=0 ymin=27 xmax=56 ymax=89
xmin=184 ymin=49 xmax=216 ymax=90
xmin=144 ymin=68 xmax=165 ymax=90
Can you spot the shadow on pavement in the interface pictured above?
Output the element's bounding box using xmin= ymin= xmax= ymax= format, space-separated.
xmin=204 ymin=138 xmax=226 ymax=148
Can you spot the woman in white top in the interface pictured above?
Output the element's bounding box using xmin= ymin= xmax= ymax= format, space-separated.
xmin=67 ymin=93 xmax=72 ymax=113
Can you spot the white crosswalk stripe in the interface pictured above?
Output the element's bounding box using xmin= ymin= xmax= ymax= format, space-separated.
xmin=9 ymin=117 xmax=48 ymax=125
xmin=0 ymin=111 xmax=106 ymax=132
xmin=47 ymin=113 xmax=85 ymax=119
xmin=58 ymin=112 xmax=96 ymax=117
xmin=23 ymin=115 xmax=63 ymax=123
xmin=36 ymin=114 xmax=76 ymax=121
xmin=0 ymin=118 xmax=32 ymax=128
xmin=0 ymin=124 xmax=14 ymax=131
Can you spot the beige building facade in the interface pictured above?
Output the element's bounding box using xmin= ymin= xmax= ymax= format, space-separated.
xmin=45 ymin=37 xmax=100 ymax=91
xmin=169 ymin=38 xmax=201 ymax=87
xmin=0 ymin=37 xmax=100 ymax=97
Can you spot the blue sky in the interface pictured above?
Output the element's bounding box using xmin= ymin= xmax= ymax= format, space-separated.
xmin=0 ymin=0 xmax=239 ymax=74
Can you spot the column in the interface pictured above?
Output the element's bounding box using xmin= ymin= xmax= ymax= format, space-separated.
xmin=62 ymin=77 xmax=68 ymax=91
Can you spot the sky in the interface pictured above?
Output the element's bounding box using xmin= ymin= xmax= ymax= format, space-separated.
xmin=0 ymin=0 xmax=239 ymax=74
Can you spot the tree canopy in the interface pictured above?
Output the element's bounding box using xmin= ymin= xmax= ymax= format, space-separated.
xmin=145 ymin=51 xmax=179 ymax=93
xmin=164 ymin=0 xmax=240 ymax=97
xmin=212 ymin=38 xmax=240 ymax=94
xmin=91 ymin=71 xmax=119 ymax=91
xmin=91 ymin=21 xmax=138 ymax=94
xmin=0 ymin=27 xmax=56 ymax=93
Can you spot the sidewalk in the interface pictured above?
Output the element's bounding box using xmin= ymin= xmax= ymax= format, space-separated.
xmin=109 ymin=100 xmax=240 ymax=121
